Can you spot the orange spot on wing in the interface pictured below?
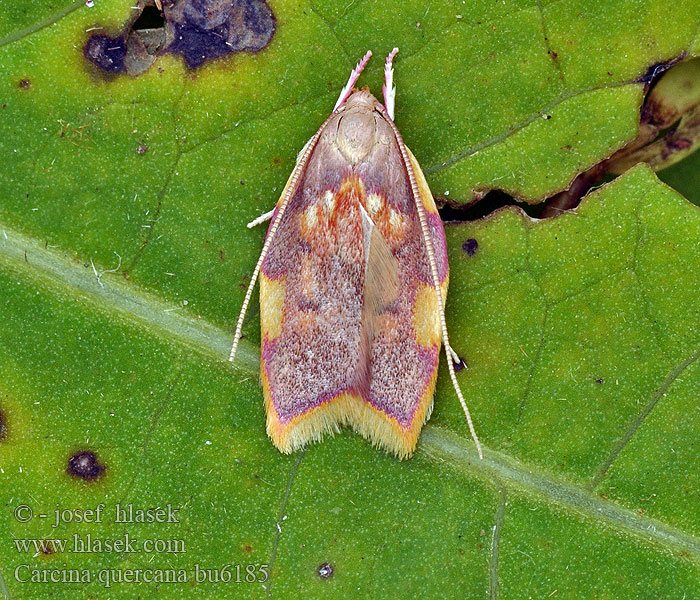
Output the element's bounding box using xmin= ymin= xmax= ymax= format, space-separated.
xmin=331 ymin=175 xmax=365 ymax=227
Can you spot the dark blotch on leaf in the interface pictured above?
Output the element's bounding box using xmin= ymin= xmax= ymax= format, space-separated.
xmin=136 ymin=144 xmax=148 ymax=154
xmin=85 ymin=0 xmax=275 ymax=75
xmin=168 ymin=0 xmax=276 ymax=68
xmin=18 ymin=79 xmax=31 ymax=89
xmin=596 ymin=377 xmax=604 ymax=384
xmin=317 ymin=562 xmax=334 ymax=579
xmin=462 ymin=238 xmax=478 ymax=256
xmin=84 ymin=35 xmax=127 ymax=73
xmin=67 ymin=450 xmax=106 ymax=481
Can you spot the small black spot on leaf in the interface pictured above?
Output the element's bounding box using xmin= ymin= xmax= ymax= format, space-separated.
xmin=462 ymin=238 xmax=478 ymax=256
xmin=67 ymin=450 xmax=106 ymax=481
xmin=136 ymin=144 xmax=148 ymax=154
xmin=317 ymin=562 xmax=334 ymax=579
xmin=596 ymin=377 xmax=604 ymax=384
xmin=19 ymin=79 xmax=31 ymax=89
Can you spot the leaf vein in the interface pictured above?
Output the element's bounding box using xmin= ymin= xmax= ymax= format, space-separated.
xmin=266 ymin=452 xmax=305 ymax=599
xmin=587 ymin=343 xmax=700 ymax=491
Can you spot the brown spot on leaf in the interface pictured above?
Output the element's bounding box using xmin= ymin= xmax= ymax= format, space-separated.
xmin=84 ymin=0 xmax=275 ymax=75
xmin=40 ymin=541 xmax=55 ymax=556
xmin=0 ymin=409 xmax=7 ymax=441
xmin=67 ymin=450 xmax=106 ymax=481
xmin=317 ymin=562 xmax=334 ymax=579
xmin=136 ymin=144 xmax=148 ymax=154
xmin=18 ymin=79 xmax=31 ymax=89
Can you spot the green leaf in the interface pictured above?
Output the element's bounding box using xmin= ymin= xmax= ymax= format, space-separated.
xmin=1 ymin=1 xmax=700 ymax=599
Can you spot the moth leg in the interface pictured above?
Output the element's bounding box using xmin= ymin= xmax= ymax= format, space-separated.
xmin=247 ymin=209 xmax=275 ymax=229
xmin=448 ymin=345 xmax=462 ymax=366
xmin=382 ymin=47 xmax=399 ymax=121
xmin=333 ymin=50 xmax=373 ymax=112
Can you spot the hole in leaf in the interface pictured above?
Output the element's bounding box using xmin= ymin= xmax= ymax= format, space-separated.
xmin=132 ymin=3 xmax=165 ymax=30
xmin=438 ymin=190 xmax=541 ymax=222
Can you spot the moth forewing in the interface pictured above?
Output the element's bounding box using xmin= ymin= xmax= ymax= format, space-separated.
xmin=384 ymin=116 xmax=483 ymax=460
xmin=228 ymin=112 xmax=336 ymax=365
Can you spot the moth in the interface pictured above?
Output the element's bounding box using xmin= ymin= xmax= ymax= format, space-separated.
xmin=230 ymin=49 xmax=481 ymax=460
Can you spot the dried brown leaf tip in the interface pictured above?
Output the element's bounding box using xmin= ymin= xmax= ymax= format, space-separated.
xmin=543 ymin=56 xmax=700 ymax=218
xmin=609 ymin=57 xmax=700 ymax=174
xmin=84 ymin=0 xmax=275 ymax=76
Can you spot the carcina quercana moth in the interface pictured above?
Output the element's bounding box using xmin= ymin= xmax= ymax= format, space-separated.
xmin=230 ymin=49 xmax=482 ymax=460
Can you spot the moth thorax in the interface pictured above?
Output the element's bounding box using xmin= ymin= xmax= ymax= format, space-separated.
xmin=336 ymin=109 xmax=377 ymax=165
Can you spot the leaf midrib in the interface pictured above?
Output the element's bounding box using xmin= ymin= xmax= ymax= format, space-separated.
xmin=2 ymin=220 xmax=699 ymax=563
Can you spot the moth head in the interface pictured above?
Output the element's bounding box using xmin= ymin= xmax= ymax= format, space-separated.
xmin=335 ymin=90 xmax=384 ymax=164
xmin=341 ymin=89 xmax=377 ymax=110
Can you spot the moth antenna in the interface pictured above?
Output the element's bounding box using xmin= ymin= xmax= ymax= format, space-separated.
xmin=334 ymin=50 xmax=373 ymax=112
xmin=382 ymin=47 xmax=399 ymax=121
xmin=247 ymin=209 xmax=275 ymax=229
xmin=384 ymin=118 xmax=484 ymax=460
xmin=229 ymin=122 xmax=329 ymax=364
